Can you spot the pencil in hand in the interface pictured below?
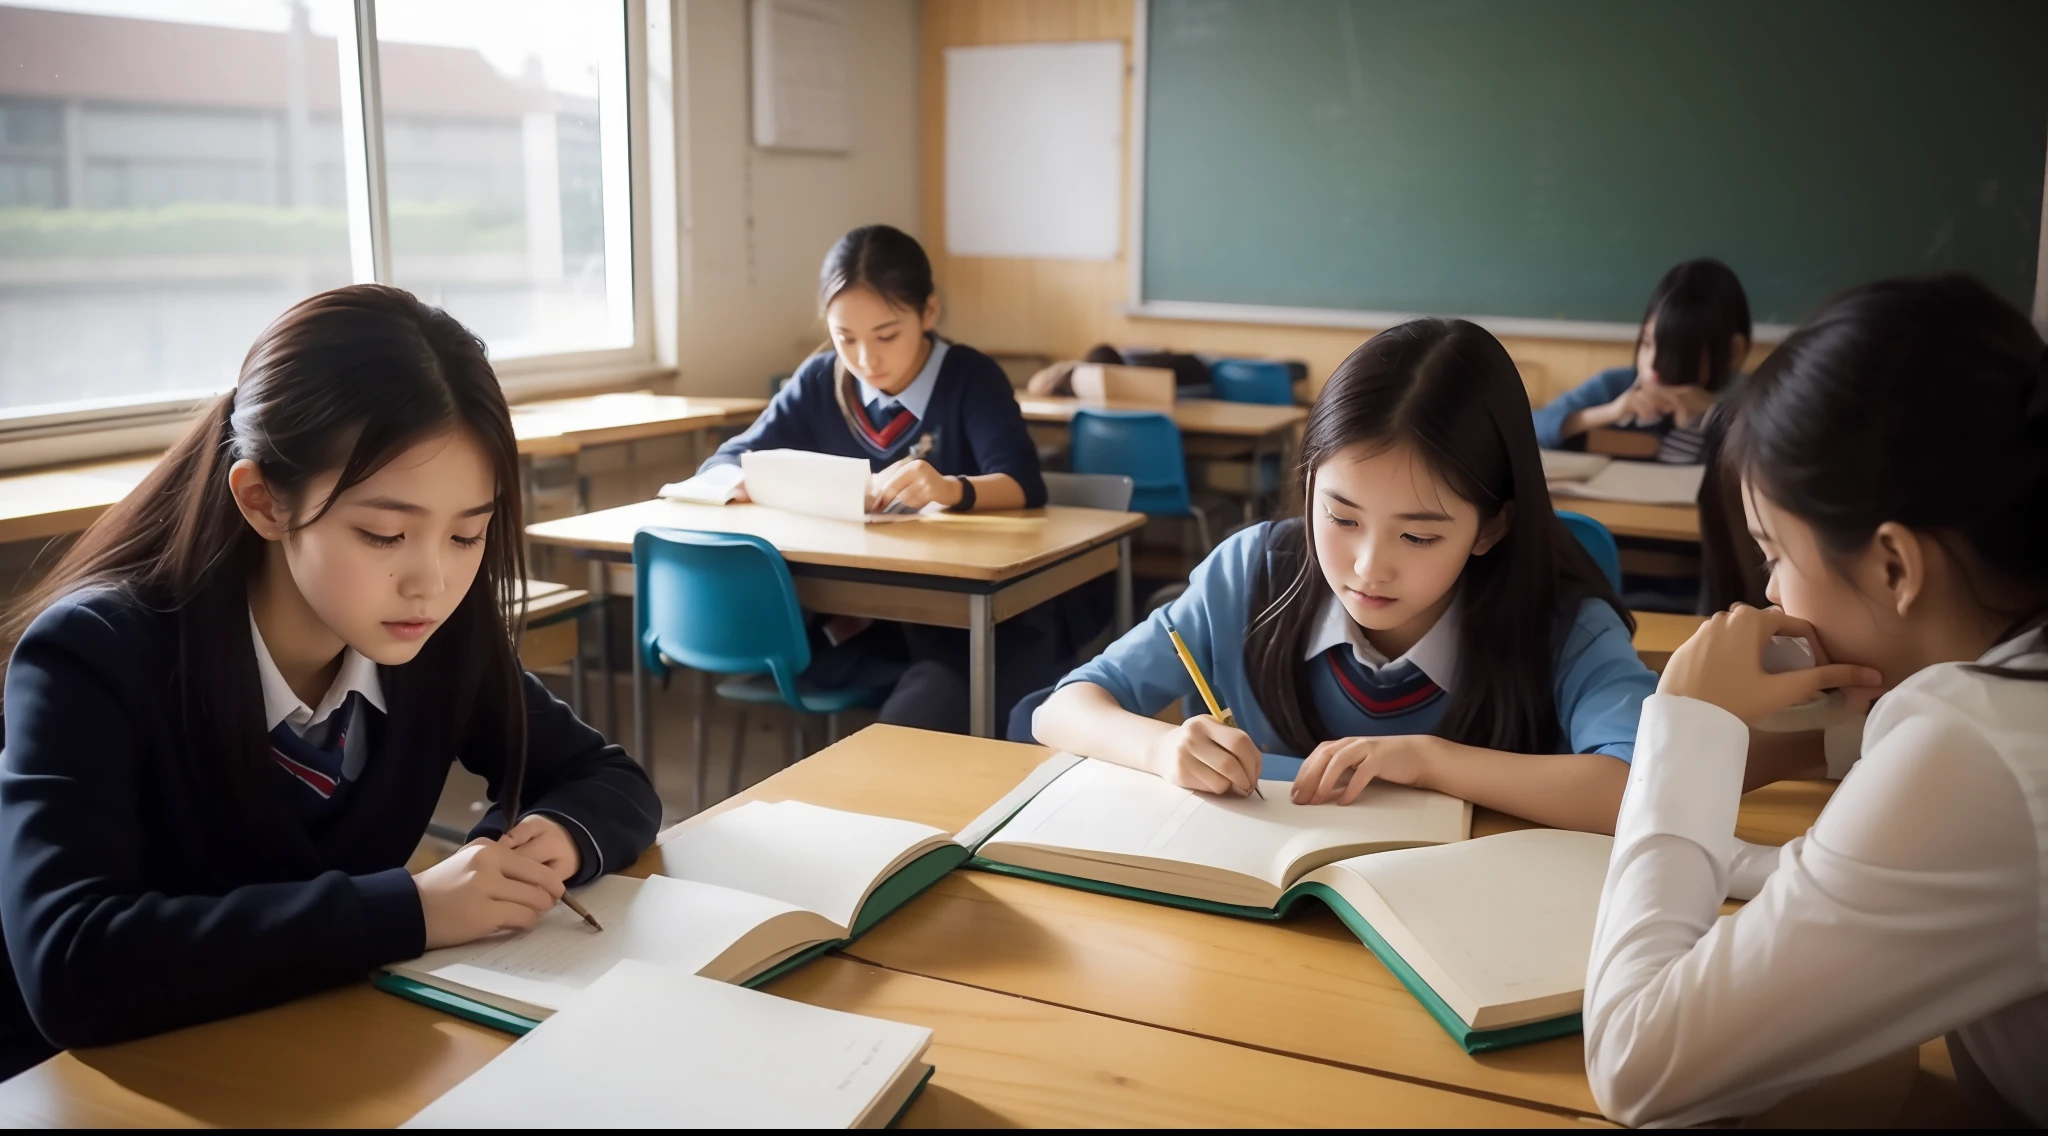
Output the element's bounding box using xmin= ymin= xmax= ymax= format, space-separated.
xmin=1162 ymin=620 xmax=1264 ymax=800
xmin=560 ymin=891 xmax=603 ymax=932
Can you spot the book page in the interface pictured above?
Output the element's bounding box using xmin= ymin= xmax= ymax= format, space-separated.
xmin=740 ymin=448 xmax=871 ymax=521
xmin=657 ymin=463 xmax=743 ymax=504
xmin=1550 ymin=460 xmax=1704 ymax=504
xmin=1539 ymin=449 xmax=1612 ymax=483
xmin=389 ymin=874 xmax=835 ymax=1015
xmin=659 ymin=800 xmax=951 ymax=931
xmin=404 ymin=961 xmax=933 ymax=1129
xmin=1313 ymin=828 xmax=1612 ymax=1029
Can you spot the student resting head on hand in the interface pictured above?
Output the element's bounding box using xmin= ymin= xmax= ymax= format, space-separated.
xmin=1583 ymin=274 xmax=2048 ymax=1127
xmin=0 ymin=285 xmax=659 ymax=1077
xmin=1033 ymin=318 xmax=1657 ymax=835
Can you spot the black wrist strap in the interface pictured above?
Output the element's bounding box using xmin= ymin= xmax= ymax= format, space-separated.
xmin=949 ymin=475 xmax=977 ymax=513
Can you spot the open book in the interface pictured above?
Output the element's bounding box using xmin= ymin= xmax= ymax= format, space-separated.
xmin=403 ymin=961 xmax=934 ymax=1129
xmin=972 ymin=757 xmax=1472 ymax=909
xmin=1549 ymin=459 xmax=1704 ymax=505
xmin=380 ymin=800 xmax=965 ymax=1029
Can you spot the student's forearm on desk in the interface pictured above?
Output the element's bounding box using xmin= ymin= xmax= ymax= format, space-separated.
xmin=1033 ymin=682 xmax=1172 ymax=771
xmin=961 ymin=472 xmax=1024 ymax=511
xmin=1420 ymin=744 xmax=1628 ymax=835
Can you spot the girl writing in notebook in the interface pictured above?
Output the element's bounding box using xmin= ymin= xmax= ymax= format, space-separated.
xmin=1532 ymin=257 xmax=1751 ymax=463
xmin=699 ymin=224 xmax=1074 ymax=734
xmin=0 ymin=286 xmax=660 ymax=1077
xmin=1034 ymin=319 xmax=1656 ymax=834
xmin=1584 ymin=275 xmax=2048 ymax=1127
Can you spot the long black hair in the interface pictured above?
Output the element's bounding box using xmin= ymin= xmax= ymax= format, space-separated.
xmin=1244 ymin=319 xmax=1631 ymax=756
xmin=1725 ymin=274 xmax=2048 ymax=679
xmin=816 ymin=224 xmax=939 ymax=436
xmin=3 ymin=285 xmax=531 ymax=815
xmin=1640 ymin=258 xmax=1751 ymax=392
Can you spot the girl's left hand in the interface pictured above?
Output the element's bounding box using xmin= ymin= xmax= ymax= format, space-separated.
xmin=1660 ymin=604 xmax=1885 ymax=725
xmin=1650 ymin=383 xmax=1718 ymax=428
xmin=1293 ymin=735 xmax=1440 ymax=805
xmin=502 ymin=813 xmax=582 ymax=883
xmin=869 ymin=459 xmax=961 ymax=513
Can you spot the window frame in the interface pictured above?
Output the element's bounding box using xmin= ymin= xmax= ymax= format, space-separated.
xmin=0 ymin=0 xmax=663 ymax=470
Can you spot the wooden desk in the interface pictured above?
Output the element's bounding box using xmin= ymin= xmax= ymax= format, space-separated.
xmin=509 ymin=391 xmax=767 ymax=458
xmin=1630 ymin=611 xmax=1705 ymax=672
xmin=0 ymin=455 xmax=159 ymax=544
xmin=1017 ymin=395 xmax=1306 ymax=440
xmin=516 ymin=581 xmax=593 ymax=672
xmin=526 ymin=501 xmax=1146 ymax=744
xmin=1557 ymin=497 xmax=1701 ymax=543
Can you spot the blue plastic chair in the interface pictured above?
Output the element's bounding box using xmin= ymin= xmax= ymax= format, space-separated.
xmin=634 ymin=527 xmax=886 ymax=811
xmin=1209 ymin=358 xmax=1296 ymax=405
xmin=1069 ymin=408 xmax=1212 ymax=551
xmin=1556 ymin=510 xmax=1623 ymax=591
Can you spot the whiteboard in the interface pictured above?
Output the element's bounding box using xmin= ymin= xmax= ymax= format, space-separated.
xmin=944 ymin=42 xmax=1124 ymax=261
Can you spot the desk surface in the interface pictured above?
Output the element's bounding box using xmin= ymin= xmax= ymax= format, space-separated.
xmin=0 ymin=454 xmax=160 ymax=544
xmin=527 ymin=500 xmax=1146 ymax=583
xmin=1018 ymin=395 xmax=1307 ymax=437
xmin=510 ymin=391 xmax=767 ymax=457
xmin=1629 ymin=611 xmax=1705 ymax=671
xmin=1557 ymin=496 xmax=1701 ymax=543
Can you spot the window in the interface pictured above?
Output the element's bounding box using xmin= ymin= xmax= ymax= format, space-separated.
xmin=0 ymin=0 xmax=646 ymax=434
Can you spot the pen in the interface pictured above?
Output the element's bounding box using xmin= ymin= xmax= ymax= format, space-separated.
xmin=1162 ymin=620 xmax=1264 ymax=799
xmin=561 ymin=891 xmax=603 ymax=932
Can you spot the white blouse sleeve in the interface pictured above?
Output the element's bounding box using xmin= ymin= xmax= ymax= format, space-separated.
xmin=1584 ymin=693 xmax=2040 ymax=1127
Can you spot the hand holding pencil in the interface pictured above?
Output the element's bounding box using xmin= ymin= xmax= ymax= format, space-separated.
xmin=1150 ymin=621 xmax=1265 ymax=799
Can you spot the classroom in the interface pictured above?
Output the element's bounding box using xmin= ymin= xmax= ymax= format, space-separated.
xmin=0 ymin=0 xmax=2043 ymax=1127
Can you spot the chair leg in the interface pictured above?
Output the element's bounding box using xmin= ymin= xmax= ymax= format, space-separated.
xmin=786 ymin=717 xmax=805 ymax=767
xmin=691 ymin=671 xmax=710 ymax=816
xmin=826 ymin=712 xmax=841 ymax=745
xmin=1190 ymin=507 xmax=1214 ymax=553
xmin=726 ymin=709 xmax=746 ymax=802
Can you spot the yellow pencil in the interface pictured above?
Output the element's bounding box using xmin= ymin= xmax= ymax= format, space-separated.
xmin=1162 ymin=621 xmax=1263 ymax=799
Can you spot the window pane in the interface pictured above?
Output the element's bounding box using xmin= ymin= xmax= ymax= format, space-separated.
xmin=0 ymin=1 xmax=356 ymax=414
xmin=375 ymin=0 xmax=632 ymax=360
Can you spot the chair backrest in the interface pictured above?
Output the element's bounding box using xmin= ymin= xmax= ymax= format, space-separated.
xmin=1555 ymin=510 xmax=1623 ymax=591
xmin=1041 ymin=470 xmax=1135 ymax=511
xmin=633 ymin=527 xmax=811 ymax=704
xmin=1069 ymin=409 xmax=1192 ymax=517
xmin=1209 ymin=358 xmax=1296 ymax=406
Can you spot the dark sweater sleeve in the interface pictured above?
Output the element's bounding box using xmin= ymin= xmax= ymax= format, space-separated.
xmin=700 ymin=355 xmax=829 ymax=474
xmin=461 ymin=674 xmax=661 ymax=887
xmin=958 ymin=358 xmax=1048 ymax=507
xmin=0 ymin=601 xmax=425 ymax=1050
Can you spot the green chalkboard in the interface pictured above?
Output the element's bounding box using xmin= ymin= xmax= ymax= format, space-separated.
xmin=1140 ymin=0 xmax=2048 ymax=326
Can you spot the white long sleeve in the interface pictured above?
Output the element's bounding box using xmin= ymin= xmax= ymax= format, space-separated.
xmin=1584 ymin=642 xmax=2048 ymax=1127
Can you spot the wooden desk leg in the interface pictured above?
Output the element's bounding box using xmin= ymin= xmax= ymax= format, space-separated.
xmin=1116 ymin=535 xmax=1134 ymax=634
xmin=588 ymin=558 xmax=618 ymax=738
xmin=969 ymin=593 xmax=995 ymax=738
xmin=632 ymin=586 xmax=653 ymax=791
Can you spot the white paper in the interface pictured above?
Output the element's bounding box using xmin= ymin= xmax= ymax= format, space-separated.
xmin=659 ymin=463 xmax=745 ymax=505
xmin=1539 ymin=449 xmax=1612 ymax=483
xmin=660 ymin=800 xmax=950 ymax=931
xmin=1549 ymin=461 xmax=1704 ymax=505
xmin=403 ymin=961 xmax=932 ymax=1129
xmin=740 ymin=449 xmax=871 ymax=521
xmin=944 ymin=42 xmax=1124 ymax=260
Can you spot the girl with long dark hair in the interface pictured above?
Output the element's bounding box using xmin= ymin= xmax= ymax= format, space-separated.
xmin=1585 ymin=275 xmax=2048 ymax=1126
xmin=1034 ymin=318 xmax=1654 ymax=834
xmin=0 ymin=286 xmax=659 ymax=1076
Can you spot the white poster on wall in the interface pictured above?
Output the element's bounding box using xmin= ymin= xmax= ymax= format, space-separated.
xmin=944 ymin=41 xmax=1124 ymax=261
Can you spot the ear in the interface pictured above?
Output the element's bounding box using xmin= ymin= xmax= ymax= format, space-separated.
xmin=228 ymin=459 xmax=291 ymax=542
xmin=920 ymin=291 xmax=942 ymax=332
xmin=1472 ymin=502 xmax=1514 ymax=556
xmin=1865 ymin=521 xmax=1926 ymax=618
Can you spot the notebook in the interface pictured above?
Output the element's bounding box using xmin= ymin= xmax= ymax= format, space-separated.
xmin=657 ymin=462 xmax=745 ymax=504
xmin=1538 ymin=448 xmax=1613 ymax=483
xmin=970 ymin=756 xmax=1604 ymax=1051
xmin=380 ymin=800 xmax=967 ymax=1030
xmin=402 ymin=961 xmax=934 ymax=1129
xmin=1549 ymin=460 xmax=1704 ymax=505
xmin=736 ymin=449 xmax=923 ymax=524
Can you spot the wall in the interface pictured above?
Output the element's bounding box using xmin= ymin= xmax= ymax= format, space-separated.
xmin=920 ymin=0 xmax=1772 ymax=405
xmin=671 ymin=0 xmax=923 ymax=398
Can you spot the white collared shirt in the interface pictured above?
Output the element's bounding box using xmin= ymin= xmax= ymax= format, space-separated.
xmin=855 ymin=336 xmax=948 ymax=422
xmin=249 ymin=608 xmax=386 ymax=737
xmin=1584 ymin=628 xmax=2048 ymax=1126
xmin=1300 ymin=593 xmax=1461 ymax=692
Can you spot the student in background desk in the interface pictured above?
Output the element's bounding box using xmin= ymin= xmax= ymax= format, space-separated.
xmin=1034 ymin=319 xmax=1655 ymax=834
xmin=700 ymin=224 xmax=1079 ymax=734
xmin=1584 ymin=275 xmax=2048 ymax=1127
xmin=1533 ymin=257 xmax=1751 ymax=463
xmin=0 ymin=286 xmax=659 ymax=1078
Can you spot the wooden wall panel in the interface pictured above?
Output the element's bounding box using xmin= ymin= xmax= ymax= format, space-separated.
xmin=921 ymin=0 xmax=1772 ymax=406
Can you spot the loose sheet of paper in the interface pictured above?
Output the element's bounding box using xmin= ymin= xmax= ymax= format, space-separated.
xmin=740 ymin=448 xmax=871 ymax=521
xmin=660 ymin=800 xmax=950 ymax=931
xmin=403 ymin=961 xmax=932 ymax=1128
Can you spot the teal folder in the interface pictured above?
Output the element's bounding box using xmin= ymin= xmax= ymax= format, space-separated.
xmin=379 ymin=844 xmax=969 ymax=1036
xmin=964 ymin=856 xmax=1581 ymax=1054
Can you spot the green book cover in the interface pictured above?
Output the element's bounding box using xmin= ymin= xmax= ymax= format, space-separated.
xmin=379 ymin=844 xmax=969 ymax=1035
xmin=964 ymin=857 xmax=1581 ymax=1054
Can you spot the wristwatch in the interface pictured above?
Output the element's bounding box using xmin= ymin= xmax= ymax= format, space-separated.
xmin=948 ymin=475 xmax=977 ymax=512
